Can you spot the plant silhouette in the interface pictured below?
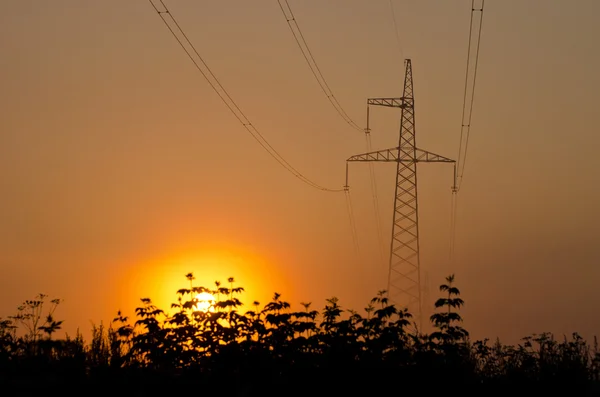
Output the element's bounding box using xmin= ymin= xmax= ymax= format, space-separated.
xmin=430 ymin=274 xmax=469 ymax=343
xmin=1 ymin=275 xmax=599 ymax=396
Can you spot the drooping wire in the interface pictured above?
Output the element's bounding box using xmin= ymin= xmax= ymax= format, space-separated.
xmin=366 ymin=137 xmax=385 ymax=261
xmin=365 ymin=106 xmax=385 ymax=262
xmin=149 ymin=0 xmax=344 ymax=193
xmin=449 ymin=0 xmax=485 ymax=264
xmin=388 ymin=0 xmax=405 ymax=62
xmin=344 ymin=190 xmax=360 ymax=255
xmin=448 ymin=182 xmax=459 ymax=262
xmin=455 ymin=0 xmax=485 ymax=192
xmin=277 ymin=0 xmax=363 ymax=133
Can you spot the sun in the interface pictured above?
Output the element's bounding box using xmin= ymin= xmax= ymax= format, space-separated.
xmin=194 ymin=292 xmax=216 ymax=312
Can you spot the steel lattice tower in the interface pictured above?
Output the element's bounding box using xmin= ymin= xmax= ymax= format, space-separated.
xmin=346 ymin=59 xmax=455 ymax=329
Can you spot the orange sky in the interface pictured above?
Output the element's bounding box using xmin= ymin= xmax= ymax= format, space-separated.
xmin=1 ymin=0 xmax=599 ymax=344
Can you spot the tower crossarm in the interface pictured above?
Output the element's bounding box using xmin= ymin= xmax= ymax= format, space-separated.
xmin=347 ymin=146 xmax=400 ymax=162
xmin=347 ymin=146 xmax=455 ymax=164
xmin=414 ymin=148 xmax=455 ymax=163
xmin=367 ymin=98 xmax=409 ymax=108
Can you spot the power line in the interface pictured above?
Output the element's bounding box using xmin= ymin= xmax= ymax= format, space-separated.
xmin=455 ymin=0 xmax=485 ymax=192
xmin=388 ymin=0 xmax=405 ymax=61
xmin=449 ymin=0 xmax=485 ymax=264
xmin=148 ymin=0 xmax=344 ymax=192
xmin=367 ymin=138 xmax=385 ymax=262
xmin=277 ymin=0 xmax=363 ymax=132
xmin=365 ymin=106 xmax=385 ymax=263
xmin=344 ymin=190 xmax=361 ymax=255
xmin=277 ymin=0 xmax=388 ymax=261
xmin=449 ymin=186 xmax=459 ymax=261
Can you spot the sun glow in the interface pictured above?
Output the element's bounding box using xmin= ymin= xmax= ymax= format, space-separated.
xmin=120 ymin=245 xmax=294 ymax=319
xmin=194 ymin=292 xmax=215 ymax=312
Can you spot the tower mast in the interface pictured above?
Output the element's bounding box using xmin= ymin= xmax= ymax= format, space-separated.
xmin=346 ymin=59 xmax=455 ymax=329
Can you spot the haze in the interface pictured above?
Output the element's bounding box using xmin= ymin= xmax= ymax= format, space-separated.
xmin=1 ymin=0 xmax=599 ymax=344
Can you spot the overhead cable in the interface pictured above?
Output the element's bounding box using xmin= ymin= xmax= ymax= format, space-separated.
xmin=449 ymin=0 xmax=485 ymax=264
xmin=388 ymin=0 xmax=405 ymax=61
xmin=149 ymin=0 xmax=344 ymax=192
xmin=455 ymin=0 xmax=485 ymax=192
xmin=344 ymin=190 xmax=361 ymax=255
xmin=365 ymin=106 xmax=385 ymax=262
xmin=277 ymin=0 xmax=363 ymax=132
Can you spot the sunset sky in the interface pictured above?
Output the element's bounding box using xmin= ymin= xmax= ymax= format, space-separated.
xmin=1 ymin=0 xmax=599 ymax=344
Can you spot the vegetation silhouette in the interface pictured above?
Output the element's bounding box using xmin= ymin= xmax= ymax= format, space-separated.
xmin=1 ymin=274 xmax=599 ymax=396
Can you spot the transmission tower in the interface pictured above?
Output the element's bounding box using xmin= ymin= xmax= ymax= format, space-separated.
xmin=345 ymin=59 xmax=456 ymax=329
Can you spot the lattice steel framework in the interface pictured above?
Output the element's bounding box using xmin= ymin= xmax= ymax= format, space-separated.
xmin=346 ymin=59 xmax=455 ymax=328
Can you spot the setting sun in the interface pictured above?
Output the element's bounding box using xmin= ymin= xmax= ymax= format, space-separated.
xmin=194 ymin=292 xmax=216 ymax=312
xmin=120 ymin=245 xmax=293 ymax=316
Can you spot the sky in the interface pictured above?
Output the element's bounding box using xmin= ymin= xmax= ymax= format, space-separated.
xmin=1 ymin=0 xmax=599 ymax=344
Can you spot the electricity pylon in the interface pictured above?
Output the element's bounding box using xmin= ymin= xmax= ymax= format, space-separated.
xmin=345 ymin=59 xmax=456 ymax=329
